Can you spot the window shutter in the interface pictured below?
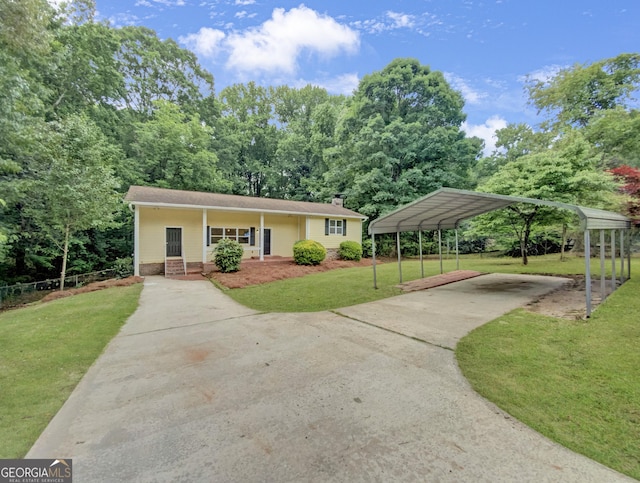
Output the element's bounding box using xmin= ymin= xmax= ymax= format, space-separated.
xmin=250 ymin=227 xmax=256 ymax=246
xmin=206 ymin=226 xmax=210 ymax=246
xmin=325 ymin=218 xmax=329 ymax=236
xmin=343 ymin=219 xmax=347 ymax=236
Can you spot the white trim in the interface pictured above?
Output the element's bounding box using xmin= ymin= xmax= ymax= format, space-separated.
xmin=134 ymin=205 xmax=140 ymax=276
xmin=130 ymin=201 xmax=367 ymax=220
xmin=202 ymin=209 xmax=207 ymax=264
xmin=259 ymin=213 xmax=264 ymax=261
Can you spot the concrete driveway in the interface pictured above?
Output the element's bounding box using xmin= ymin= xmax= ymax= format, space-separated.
xmin=27 ymin=274 xmax=633 ymax=482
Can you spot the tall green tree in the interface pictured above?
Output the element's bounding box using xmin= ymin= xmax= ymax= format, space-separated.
xmin=527 ymin=53 xmax=640 ymax=129
xmin=26 ymin=115 xmax=122 ymax=289
xmin=324 ymin=58 xmax=482 ymax=218
xmin=270 ymin=85 xmax=343 ymax=200
xmin=216 ymin=82 xmax=278 ymax=196
xmin=130 ymin=100 xmax=229 ymax=192
xmin=474 ymin=131 xmax=617 ymax=264
xmin=116 ymin=26 xmax=214 ymax=116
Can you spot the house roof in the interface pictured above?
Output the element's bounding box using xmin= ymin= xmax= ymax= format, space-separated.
xmin=125 ymin=185 xmax=367 ymax=219
xmin=368 ymin=187 xmax=630 ymax=234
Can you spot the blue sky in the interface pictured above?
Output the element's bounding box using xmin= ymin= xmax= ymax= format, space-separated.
xmin=94 ymin=0 xmax=639 ymax=154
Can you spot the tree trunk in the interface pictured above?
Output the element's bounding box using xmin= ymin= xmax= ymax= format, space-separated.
xmin=60 ymin=225 xmax=70 ymax=291
xmin=560 ymin=223 xmax=568 ymax=261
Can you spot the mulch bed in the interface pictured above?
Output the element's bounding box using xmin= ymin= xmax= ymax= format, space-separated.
xmin=40 ymin=276 xmax=144 ymax=303
xmin=207 ymin=258 xmax=378 ymax=289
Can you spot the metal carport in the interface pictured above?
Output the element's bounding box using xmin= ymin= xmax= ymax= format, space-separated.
xmin=368 ymin=187 xmax=631 ymax=317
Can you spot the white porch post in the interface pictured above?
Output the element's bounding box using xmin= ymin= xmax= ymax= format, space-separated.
xmin=260 ymin=213 xmax=265 ymax=261
xmin=133 ymin=205 xmax=140 ymax=276
xmin=202 ymin=209 xmax=208 ymax=265
xmin=305 ymin=216 xmax=310 ymax=239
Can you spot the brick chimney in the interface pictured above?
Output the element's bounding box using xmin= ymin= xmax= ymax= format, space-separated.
xmin=331 ymin=194 xmax=344 ymax=207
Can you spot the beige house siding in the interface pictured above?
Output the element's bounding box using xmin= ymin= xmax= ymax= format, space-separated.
xmin=136 ymin=204 xmax=364 ymax=275
xmin=139 ymin=207 xmax=203 ymax=264
xmin=204 ymin=211 xmax=305 ymax=259
xmin=308 ymin=216 xmax=362 ymax=249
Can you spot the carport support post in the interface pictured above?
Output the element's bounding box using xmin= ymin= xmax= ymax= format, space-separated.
xmin=585 ymin=230 xmax=592 ymax=318
xmin=627 ymin=229 xmax=632 ymax=280
xmin=372 ymin=233 xmax=377 ymax=289
xmin=455 ymin=228 xmax=459 ymax=270
xmin=620 ymin=229 xmax=625 ymax=282
xmin=419 ymin=230 xmax=424 ymax=278
xmin=396 ymin=231 xmax=402 ymax=283
xmin=438 ymin=229 xmax=443 ymax=274
xmin=611 ymin=230 xmax=616 ymax=293
xmin=600 ymin=230 xmax=606 ymax=302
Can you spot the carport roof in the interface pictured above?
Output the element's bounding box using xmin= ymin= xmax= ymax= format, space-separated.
xmin=368 ymin=187 xmax=630 ymax=234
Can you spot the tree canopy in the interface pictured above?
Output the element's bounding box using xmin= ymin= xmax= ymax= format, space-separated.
xmin=0 ymin=1 xmax=634 ymax=283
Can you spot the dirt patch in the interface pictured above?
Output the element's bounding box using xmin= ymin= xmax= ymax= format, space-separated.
xmin=41 ymin=276 xmax=144 ymax=303
xmin=207 ymin=258 xmax=378 ymax=289
xmin=525 ymin=276 xmax=603 ymax=319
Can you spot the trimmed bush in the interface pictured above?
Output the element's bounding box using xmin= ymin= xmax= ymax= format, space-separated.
xmin=112 ymin=257 xmax=134 ymax=278
xmin=293 ymin=240 xmax=326 ymax=266
xmin=338 ymin=241 xmax=362 ymax=261
xmin=214 ymin=238 xmax=244 ymax=273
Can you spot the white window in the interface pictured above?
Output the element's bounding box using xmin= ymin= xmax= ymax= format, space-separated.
xmin=329 ymin=219 xmax=343 ymax=235
xmin=210 ymin=227 xmax=251 ymax=245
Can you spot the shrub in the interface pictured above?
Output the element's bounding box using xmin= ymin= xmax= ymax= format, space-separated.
xmin=338 ymin=241 xmax=362 ymax=261
xmin=214 ymin=238 xmax=244 ymax=273
xmin=361 ymin=239 xmax=373 ymax=258
xmin=293 ymin=240 xmax=326 ymax=266
xmin=113 ymin=257 xmax=134 ymax=278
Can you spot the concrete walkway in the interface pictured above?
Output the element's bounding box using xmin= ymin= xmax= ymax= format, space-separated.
xmin=28 ymin=275 xmax=633 ymax=482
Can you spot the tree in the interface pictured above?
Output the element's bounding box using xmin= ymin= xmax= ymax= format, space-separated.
xmin=130 ymin=100 xmax=229 ymax=192
xmin=610 ymin=165 xmax=640 ymax=224
xmin=26 ymin=115 xmax=122 ymax=289
xmin=116 ymin=26 xmax=214 ymax=116
xmin=270 ymin=85 xmax=343 ymax=200
xmin=585 ymin=107 xmax=640 ymax=168
xmin=324 ymin=58 xmax=482 ymax=218
xmin=216 ymin=82 xmax=278 ymax=196
xmin=527 ymin=53 xmax=640 ymax=129
xmin=474 ymin=132 xmax=617 ymax=264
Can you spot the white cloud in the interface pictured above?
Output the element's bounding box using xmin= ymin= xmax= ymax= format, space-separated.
xmin=224 ymin=6 xmax=359 ymax=74
xmin=352 ymin=11 xmax=416 ymax=34
xmin=386 ymin=11 xmax=415 ymax=29
xmin=444 ymin=73 xmax=487 ymax=105
xmin=462 ymin=116 xmax=508 ymax=156
xmin=235 ymin=0 xmax=255 ymax=4
xmin=179 ymin=27 xmax=226 ymax=58
xmin=301 ymin=73 xmax=360 ymax=96
xmin=519 ymin=64 xmax=565 ymax=84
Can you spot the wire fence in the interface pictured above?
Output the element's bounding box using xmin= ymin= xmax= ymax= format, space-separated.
xmin=0 ymin=269 xmax=117 ymax=309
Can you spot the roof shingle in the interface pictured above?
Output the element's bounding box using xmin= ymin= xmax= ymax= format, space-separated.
xmin=124 ymin=185 xmax=366 ymax=219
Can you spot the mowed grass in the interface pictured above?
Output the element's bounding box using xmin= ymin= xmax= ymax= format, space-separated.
xmin=226 ymin=254 xmax=619 ymax=312
xmin=456 ymin=275 xmax=640 ymax=480
xmin=0 ymin=284 xmax=142 ymax=458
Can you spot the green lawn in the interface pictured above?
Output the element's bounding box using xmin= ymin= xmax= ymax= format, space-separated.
xmin=226 ymin=254 xmax=620 ymax=312
xmin=456 ymin=275 xmax=640 ymax=480
xmin=0 ymin=284 xmax=143 ymax=458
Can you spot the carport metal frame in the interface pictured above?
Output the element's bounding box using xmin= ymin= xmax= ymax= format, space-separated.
xmin=369 ymin=188 xmax=631 ymax=317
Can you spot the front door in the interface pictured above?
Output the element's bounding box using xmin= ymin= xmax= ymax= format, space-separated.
xmin=166 ymin=227 xmax=182 ymax=257
xmin=263 ymin=228 xmax=271 ymax=256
